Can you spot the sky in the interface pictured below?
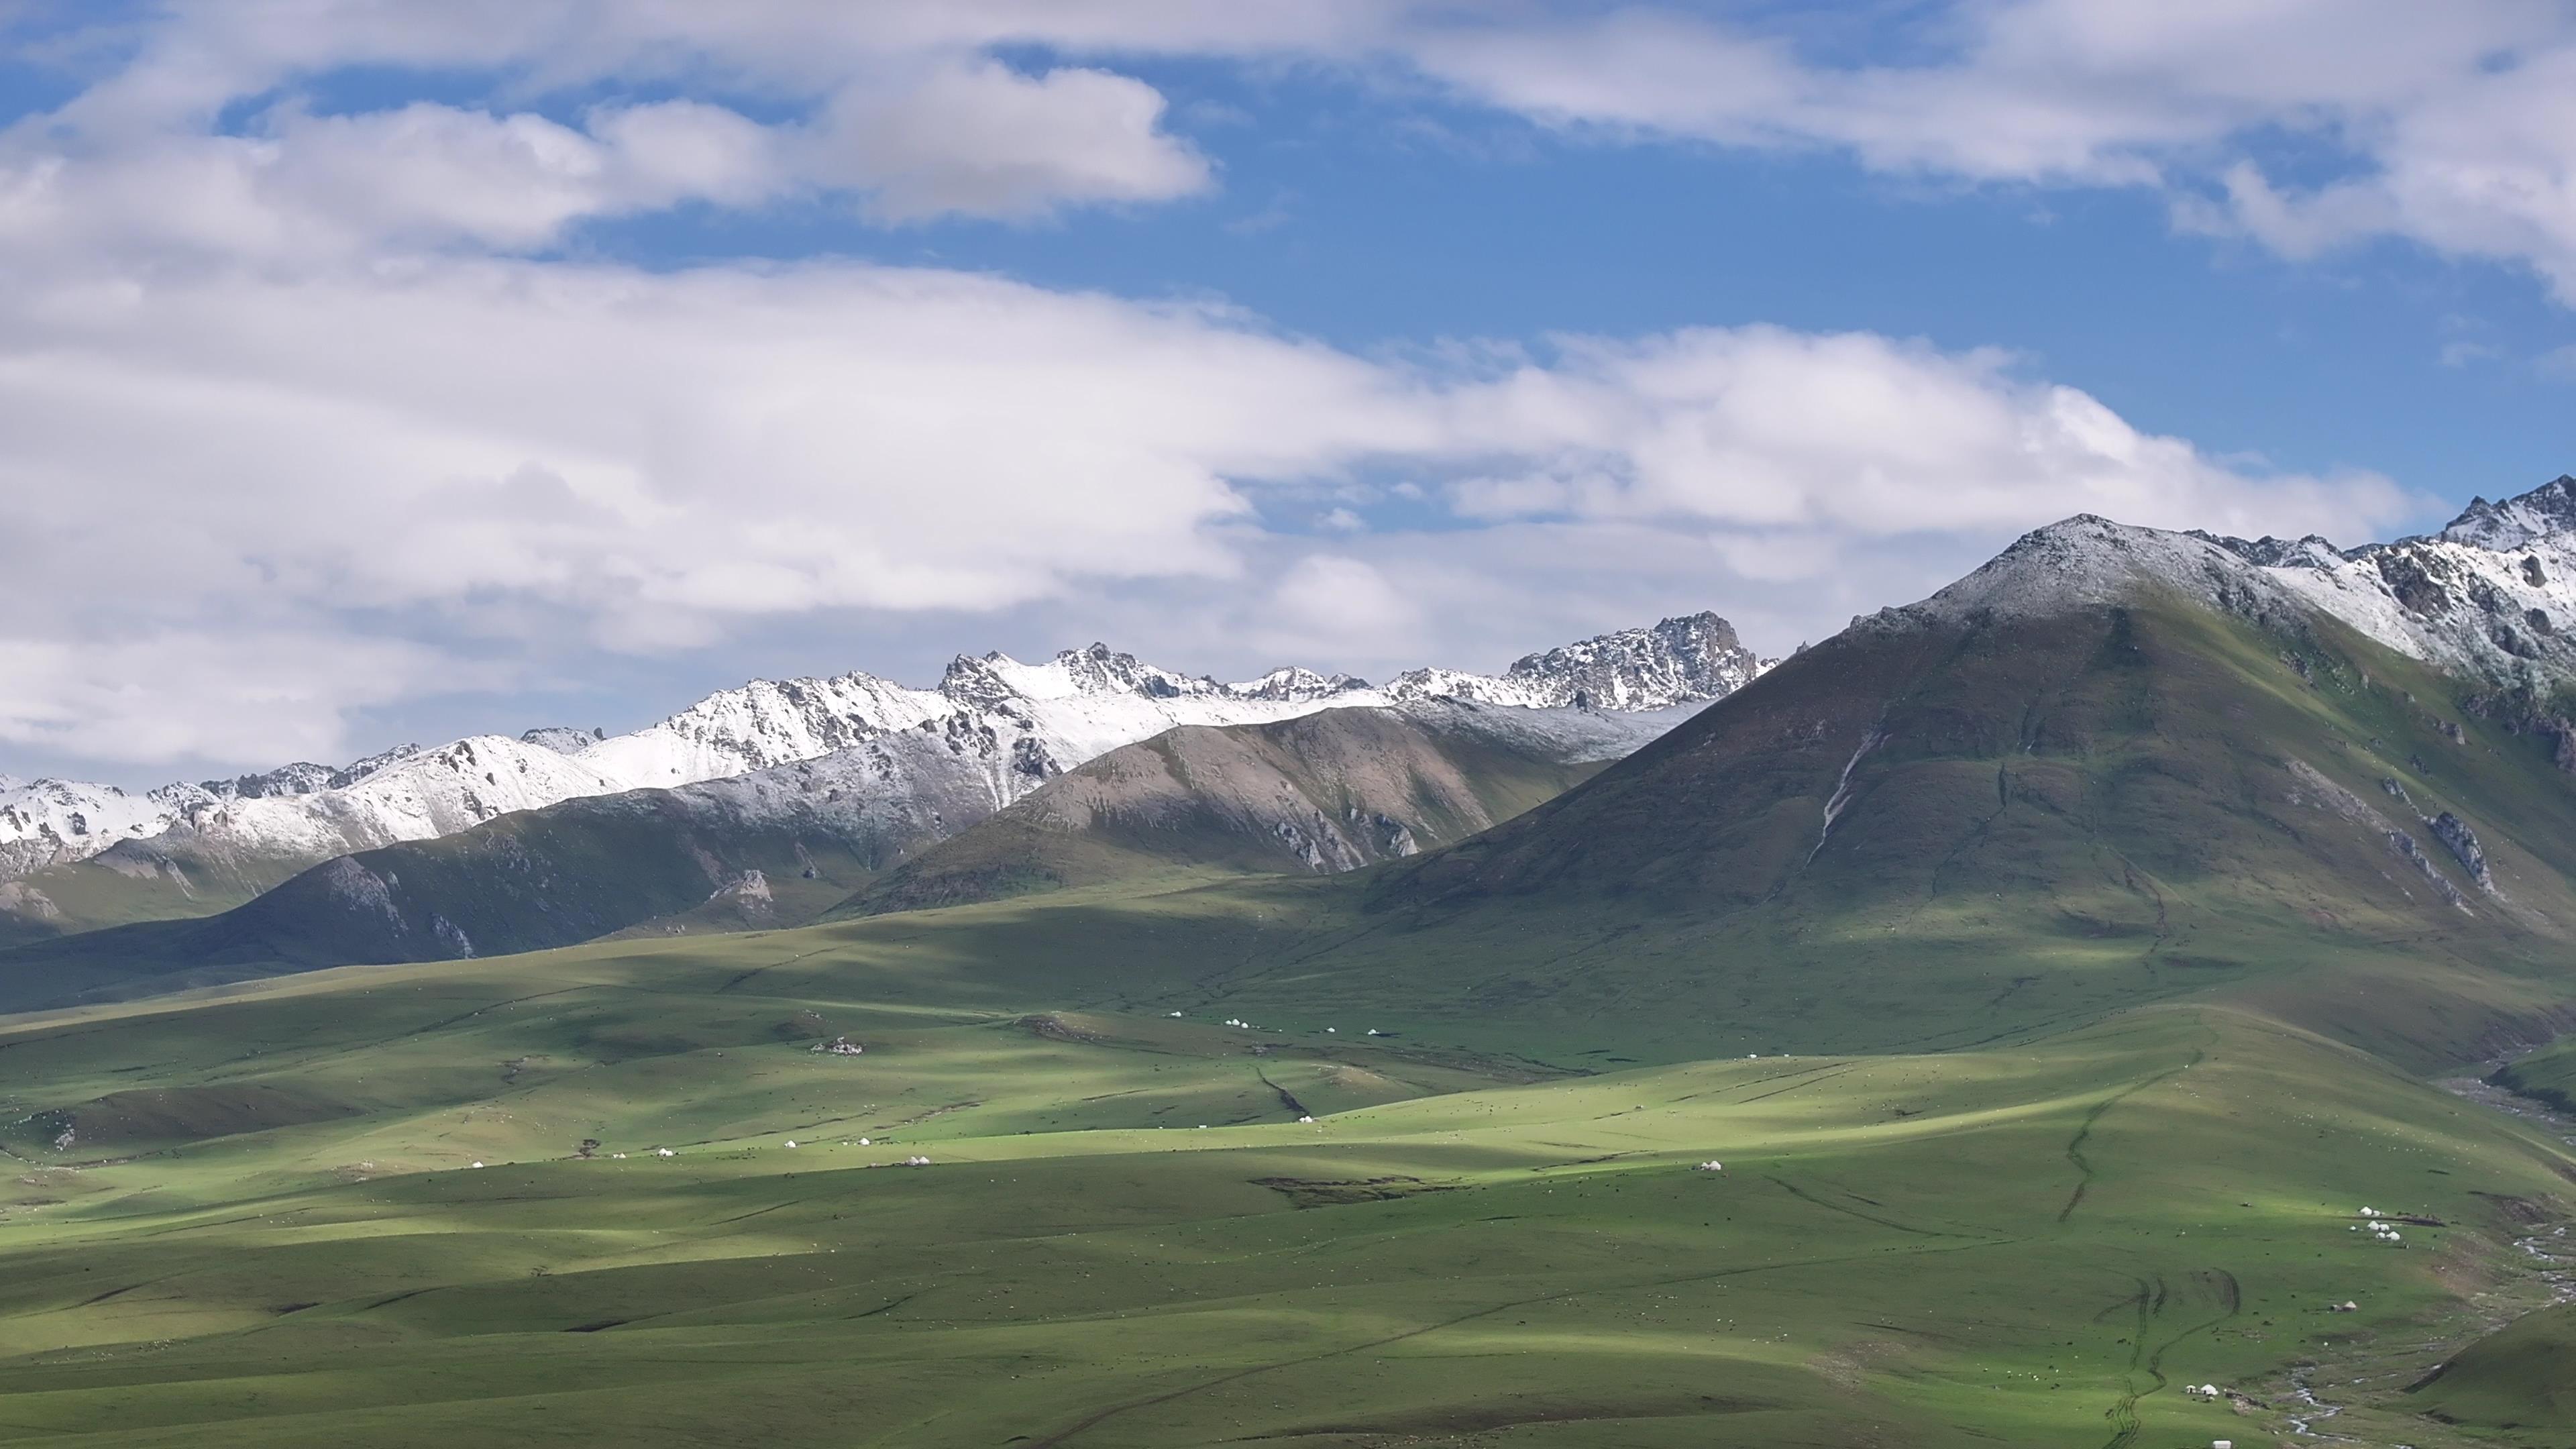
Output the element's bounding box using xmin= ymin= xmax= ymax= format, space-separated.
xmin=1 ymin=1 xmax=2572 ymax=786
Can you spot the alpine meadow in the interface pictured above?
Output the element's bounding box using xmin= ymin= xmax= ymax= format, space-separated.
xmin=7 ymin=5 xmax=2576 ymax=1448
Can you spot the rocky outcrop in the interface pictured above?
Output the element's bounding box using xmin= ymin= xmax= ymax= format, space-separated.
xmin=2426 ymin=811 xmax=2500 ymax=896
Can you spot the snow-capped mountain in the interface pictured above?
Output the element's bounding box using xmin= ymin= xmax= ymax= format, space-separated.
xmin=0 ymin=776 xmax=190 ymax=879
xmin=0 ymin=616 xmax=1768 ymax=886
xmin=2191 ymin=476 xmax=2576 ymax=698
xmin=519 ymin=727 xmax=604 ymax=756
xmin=1386 ymin=612 xmax=1766 ymax=710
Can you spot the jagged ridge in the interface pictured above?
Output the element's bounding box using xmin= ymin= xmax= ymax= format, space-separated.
xmin=0 ymin=615 xmax=1768 ymax=934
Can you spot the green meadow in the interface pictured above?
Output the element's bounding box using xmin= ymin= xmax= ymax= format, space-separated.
xmin=7 ymin=588 xmax=2576 ymax=1444
xmin=1 ymin=905 xmax=2570 ymax=1448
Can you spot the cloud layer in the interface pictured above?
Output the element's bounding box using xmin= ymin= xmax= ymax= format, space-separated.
xmin=0 ymin=252 xmax=2416 ymax=769
xmin=0 ymin=1 xmax=2515 ymax=772
xmin=26 ymin=1 xmax=2571 ymax=290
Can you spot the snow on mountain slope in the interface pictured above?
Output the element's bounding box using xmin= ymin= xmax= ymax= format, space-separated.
xmin=0 ymin=777 xmax=194 ymax=878
xmin=151 ymin=736 xmax=635 ymax=863
xmin=577 ymin=673 xmax=951 ymax=787
xmin=1387 ymin=612 xmax=1768 ymax=710
xmin=1837 ymin=477 xmax=2576 ymax=719
xmin=0 ymin=616 xmax=1766 ymax=885
xmin=2194 ymin=476 xmax=2576 ymax=698
xmin=20 ymin=464 xmax=2576 ymax=897
xmin=519 ymin=727 xmax=604 ymax=756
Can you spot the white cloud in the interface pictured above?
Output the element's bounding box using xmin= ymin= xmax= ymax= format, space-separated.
xmin=19 ymin=2 xmax=2576 ymax=289
xmin=1428 ymin=327 xmax=2415 ymax=541
xmin=812 ymin=60 xmax=1210 ymax=222
xmin=1409 ymin=2 xmax=2576 ymax=297
xmin=2 ymin=7 xmax=1230 ymax=249
xmin=0 ymin=250 xmax=2419 ymax=770
xmin=0 ymin=632 xmax=452 ymax=768
xmin=0 ymin=1 xmax=2485 ymax=775
xmin=0 ymin=99 xmax=794 ymax=262
xmin=1259 ymin=555 xmax=1424 ymax=658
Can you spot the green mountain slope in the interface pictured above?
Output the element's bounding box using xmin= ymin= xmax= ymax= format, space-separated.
xmin=0 ymin=784 xmax=905 ymax=1009
xmin=6 ymin=517 xmax=2576 ymax=1444
xmin=847 ymin=701 xmax=1667 ymax=916
xmin=0 ymin=835 xmax=315 ymax=951
xmin=1216 ymin=521 xmax=2576 ymax=1070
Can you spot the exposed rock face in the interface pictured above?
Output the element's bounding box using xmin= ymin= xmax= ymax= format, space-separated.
xmin=519 ymin=727 xmax=604 ymax=755
xmin=1388 ymin=612 xmax=1769 ymax=711
xmin=2426 ymin=811 xmax=2500 ymax=896
xmin=2198 ymin=475 xmax=2576 ymax=695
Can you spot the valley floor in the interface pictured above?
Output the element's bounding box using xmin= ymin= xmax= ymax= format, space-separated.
xmin=0 ymin=923 xmax=2571 ymax=1447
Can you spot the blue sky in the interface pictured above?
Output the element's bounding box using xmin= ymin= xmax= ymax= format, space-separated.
xmin=0 ymin=1 xmax=2571 ymax=784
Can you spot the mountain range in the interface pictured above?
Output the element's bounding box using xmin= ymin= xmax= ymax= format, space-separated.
xmin=0 ymin=614 xmax=1767 ymax=985
xmin=8 ymin=479 xmax=2576 ymax=1447
xmin=0 ymin=612 xmax=1763 ymax=879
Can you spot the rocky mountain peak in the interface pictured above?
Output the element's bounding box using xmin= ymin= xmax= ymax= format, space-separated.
xmin=2440 ymin=474 xmax=2576 ymax=551
xmin=2190 ymin=530 xmax=2351 ymax=571
xmin=1049 ymin=643 xmax=1200 ymax=700
xmin=521 ymin=727 xmax=604 ymax=755
xmin=3 ymin=613 xmax=1765 ymax=885
xmin=1382 ymin=610 xmax=1764 ymax=711
xmin=1501 ymin=611 xmax=1762 ymax=710
xmin=197 ymin=742 xmax=423 ymax=801
xmin=1881 ymin=515 xmax=2307 ymax=638
xmin=1232 ymin=666 xmax=1372 ymax=702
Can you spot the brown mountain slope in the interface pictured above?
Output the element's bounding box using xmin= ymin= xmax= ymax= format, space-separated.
xmin=845 ymin=701 xmax=1687 ymax=915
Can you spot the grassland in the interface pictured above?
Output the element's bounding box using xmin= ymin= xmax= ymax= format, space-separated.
xmin=7 ymin=585 xmax=2576 ymax=1444
xmin=0 ymin=912 xmax=2571 ymax=1448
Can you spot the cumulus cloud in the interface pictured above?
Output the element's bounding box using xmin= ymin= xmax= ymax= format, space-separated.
xmin=19 ymin=2 xmax=2576 ymax=285
xmin=1 ymin=8 xmax=1222 ymax=248
xmin=0 ymin=99 xmax=793 ymax=262
xmin=811 ymin=60 xmax=1210 ymax=222
xmin=1401 ymin=1 xmax=2576 ymax=299
xmin=1427 ymin=328 xmax=2416 ymax=541
xmin=0 ymin=0 xmax=2491 ymax=774
xmin=1259 ymin=555 xmax=1426 ymax=659
xmin=0 ymin=249 xmax=2418 ymax=770
xmin=0 ymin=632 xmax=453 ymax=769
